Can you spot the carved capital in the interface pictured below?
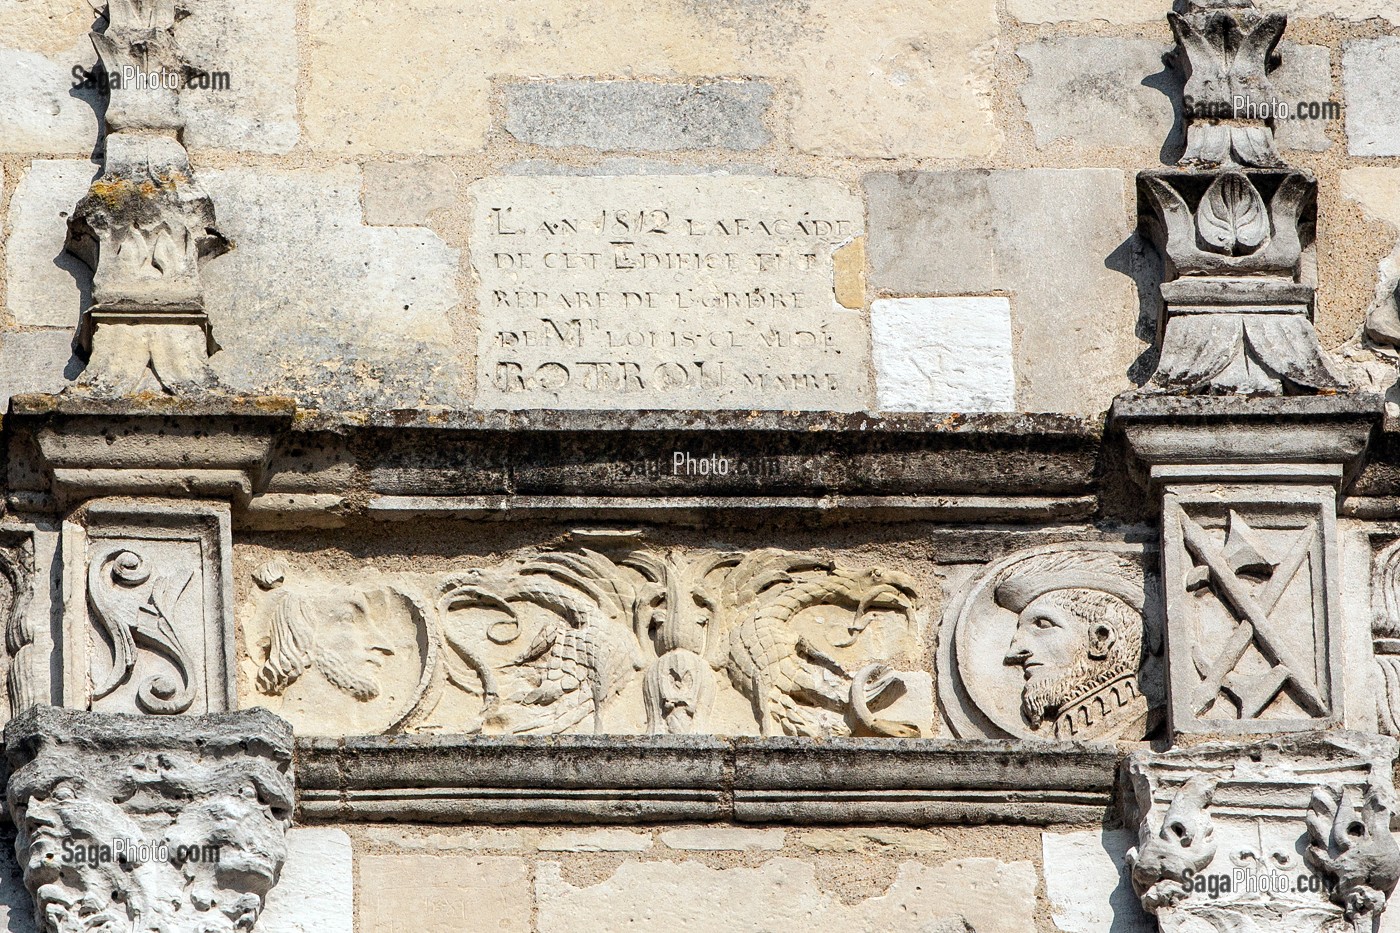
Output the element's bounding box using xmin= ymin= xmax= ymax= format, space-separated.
xmin=1125 ymin=734 xmax=1400 ymax=933
xmin=1136 ymin=169 xmax=1344 ymax=396
xmin=1169 ymin=0 xmax=1288 ymax=168
xmin=4 ymin=705 xmax=294 ymax=933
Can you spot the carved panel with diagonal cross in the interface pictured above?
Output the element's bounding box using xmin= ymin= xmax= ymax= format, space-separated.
xmin=1162 ymin=485 xmax=1343 ymax=735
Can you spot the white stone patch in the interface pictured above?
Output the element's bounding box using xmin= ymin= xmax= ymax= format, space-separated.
xmin=5 ymin=159 xmax=94 ymax=328
xmin=1041 ymin=830 xmax=1153 ymax=933
xmin=540 ymin=829 xmax=654 ymax=852
xmin=0 ymin=43 xmax=100 ymax=154
xmin=659 ymin=828 xmax=784 ymax=851
xmin=871 ymin=297 xmax=1015 ymax=412
xmin=536 ymin=857 xmax=1036 ymax=933
xmin=260 ymin=829 xmax=354 ymax=933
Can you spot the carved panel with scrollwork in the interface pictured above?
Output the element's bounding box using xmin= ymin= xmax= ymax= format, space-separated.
xmin=61 ymin=500 xmax=234 ymax=715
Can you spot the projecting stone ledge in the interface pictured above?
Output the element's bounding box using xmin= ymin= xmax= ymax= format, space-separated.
xmin=295 ymin=735 xmax=1119 ymax=826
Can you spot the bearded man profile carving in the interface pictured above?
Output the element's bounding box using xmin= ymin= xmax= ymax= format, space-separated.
xmin=998 ymin=555 xmax=1153 ymax=741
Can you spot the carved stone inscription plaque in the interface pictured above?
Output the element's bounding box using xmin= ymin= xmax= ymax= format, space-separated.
xmin=472 ymin=176 xmax=869 ymax=410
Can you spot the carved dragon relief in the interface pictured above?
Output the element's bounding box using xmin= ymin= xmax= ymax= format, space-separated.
xmin=248 ymin=546 xmax=929 ymax=738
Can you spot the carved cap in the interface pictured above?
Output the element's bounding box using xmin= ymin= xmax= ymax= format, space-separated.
xmin=993 ymin=551 xmax=1146 ymax=614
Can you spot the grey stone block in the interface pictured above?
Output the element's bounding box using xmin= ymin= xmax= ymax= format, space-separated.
xmin=502 ymin=80 xmax=771 ymax=151
xmin=1017 ymin=38 xmax=1178 ymax=152
xmin=1346 ymin=38 xmax=1400 ymax=157
xmin=0 ymin=331 xmax=78 ymax=406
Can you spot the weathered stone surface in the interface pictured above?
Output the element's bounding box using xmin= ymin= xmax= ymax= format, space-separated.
xmin=1042 ymin=830 xmax=1152 ymax=933
xmin=503 ymin=80 xmax=771 ymax=151
xmin=199 ymin=166 xmax=466 ymax=409
xmin=0 ymin=0 xmax=96 ymax=55
xmin=358 ymin=827 xmax=526 ymax=851
xmin=363 ymin=161 xmax=461 ymax=227
xmin=0 ymin=332 xmax=77 ymax=406
xmin=260 ymin=830 xmax=354 ymax=933
xmin=1018 ymin=39 xmax=1177 ymax=152
xmin=1343 ymin=168 xmax=1400 ymax=348
xmin=535 ymin=857 xmax=1036 ymax=933
xmin=864 ymin=169 xmax=1137 ymax=413
xmin=358 ymin=855 xmax=530 ymax=933
xmin=1346 ymin=38 xmax=1400 ymax=158
xmin=0 ymin=44 xmax=101 ymax=154
xmin=871 ymin=297 xmax=1014 ymax=413
xmin=540 ymin=829 xmax=653 ymax=852
xmin=1010 ymin=0 xmax=1400 ymax=25
xmin=473 ymin=174 xmax=868 ymax=411
xmin=304 ymin=0 xmax=999 ymax=159
xmin=659 ymin=828 xmax=784 ymax=851
xmin=801 ymin=829 xmax=947 ymax=855
xmin=5 ymin=160 xmax=94 ymax=327
xmin=178 ymin=0 xmax=299 ymax=153
xmin=1017 ymin=39 xmax=1328 ymax=155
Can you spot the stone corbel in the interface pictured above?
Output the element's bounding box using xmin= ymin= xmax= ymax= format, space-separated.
xmin=1125 ymin=733 xmax=1400 ymax=933
xmin=4 ymin=705 xmax=294 ymax=933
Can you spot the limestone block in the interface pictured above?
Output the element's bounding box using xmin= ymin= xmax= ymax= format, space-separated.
xmin=864 ymin=169 xmax=1138 ymax=414
xmin=801 ymin=829 xmax=948 ymax=855
xmin=1342 ymin=168 xmax=1400 ymax=345
xmin=659 ymin=828 xmax=784 ymax=851
xmin=535 ymin=857 xmax=1036 ymax=933
xmin=0 ymin=42 xmax=100 ymax=155
xmin=178 ymin=0 xmax=299 ymax=153
xmin=1041 ymin=830 xmax=1152 ymax=933
xmin=871 ymin=297 xmax=1015 ymax=413
xmin=358 ymin=855 xmax=530 ymax=933
xmin=304 ymin=0 xmax=998 ymax=159
xmin=0 ymin=331 xmax=77 ymax=406
xmin=1345 ymin=38 xmax=1400 ymax=158
xmin=5 ymin=160 xmax=94 ymax=328
xmin=260 ymin=830 xmax=354 ymax=933
xmin=358 ymin=827 xmax=526 ymax=851
xmin=471 ymin=174 xmax=870 ymax=411
xmin=363 ymin=161 xmax=461 ymax=227
xmin=0 ymin=0 xmax=96 ymax=55
xmin=540 ymin=829 xmax=653 ymax=852
xmin=1018 ymin=38 xmax=1177 ymax=152
xmin=503 ymin=80 xmax=771 ymax=151
xmin=1017 ymin=39 xmax=1328 ymax=155
xmin=199 ymin=166 xmax=467 ymax=409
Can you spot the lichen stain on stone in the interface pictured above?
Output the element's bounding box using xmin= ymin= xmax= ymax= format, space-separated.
xmin=833 ymin=235 xmax=867 ymax=310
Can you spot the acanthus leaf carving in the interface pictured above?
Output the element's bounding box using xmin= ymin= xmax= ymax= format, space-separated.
xmin=1305 ymin=785 xmax=1400 ymax=922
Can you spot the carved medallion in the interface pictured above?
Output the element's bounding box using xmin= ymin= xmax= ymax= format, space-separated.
xmin=939 ymin=543 xmax=1163 ymax=742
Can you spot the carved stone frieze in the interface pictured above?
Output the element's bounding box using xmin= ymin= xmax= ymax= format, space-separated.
xmin=1162 ymin=489 xmax=1343 ymax=734
xmin=62 ymin=500 xmax=235 ymax=715
xmin=939 ymin=543 xmax=1164 ymax=742
xmin=1125 ymin=733 xmax=1400 ymax=933
xmin=66 ymin=1 xmax=230 ymax=395
xmin=1170 ymin=0 xmax=1288 ymax=168
xmin=4 ymin=705 xmax=294 ymax=933
xmin=1371 ymin=538 xmax=1400 ymax=737
xmin=245 ymin=543 xmax=930 ymax=738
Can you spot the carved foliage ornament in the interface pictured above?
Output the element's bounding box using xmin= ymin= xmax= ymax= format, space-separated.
xmin=938 ymin=543 xmax=1163 ymax=743
xmin=249 ymin=545 xmax=928 ymax=738
xmin=4 ymin=706 xmax=294 ymax=933
xmin=1170 ymin=0 xmax=1287 ymax=168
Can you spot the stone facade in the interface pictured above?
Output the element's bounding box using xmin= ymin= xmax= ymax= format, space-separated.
xmin=10 ymin=1 xmax=1400 ymax=932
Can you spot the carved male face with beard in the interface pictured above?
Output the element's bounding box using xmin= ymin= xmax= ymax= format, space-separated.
xmin=254 ymin=563 xmax=395 ymax=702
xmin=996 ymin=557 xmax=1146 ymax=733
